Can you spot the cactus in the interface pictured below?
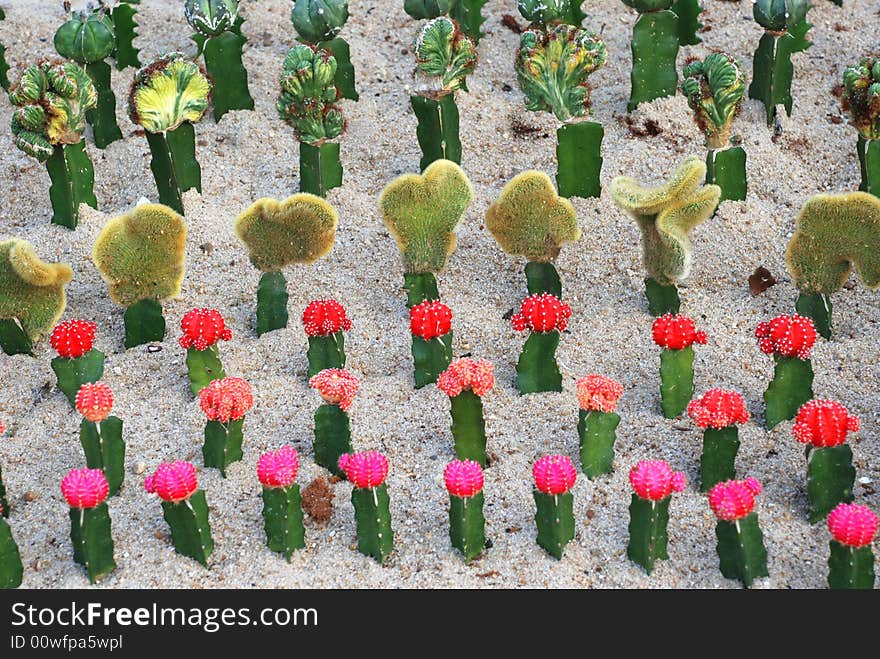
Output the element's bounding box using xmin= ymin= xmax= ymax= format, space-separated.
xmin=61 ymin=468 xmax=116 ymax=583
xmin=627 ymin=460 xmax=687 ymax=574
xmin=179 ymin=308 xmax=232 ymax=394
xmin=485 ymin=171 xmax=580 ymax=296
xmin=292 ymin=0 xmax=358 ymax=101
xmin=826 ymin=503 xmax=877 ymax=589
xmin=258 ymin=446 xmax=306 ymax=561
xmin=129 ymin=53 xmax=212 ymax=214
xmin=235 ymin=194 xmax=338 ymax=336
xmin=405 ymin=0 xmax=455 ymax=19
xmin=76 ymin=383 xmax=125 ymax=496
xmin=755 ymin=314 xmax=816 ymax=429
xmin=0 ymin=421 xmax=8 ymax=518
xmin=671 ymin=0 xmax=702 ymax=45
xmin=379 ymin=159 xmax=473 ymax=306
xmin=303 ymin=299 xmax=352 ymax=376
xmin=749 ymin=0 xmax=812 ymax=126
xmin=144 ymin=461 xmax=213 ymax=567
xmin=532 ymin=455 xmax=577 ymax=559
xmin=54 ymin=7 xmax=123 ymax=148
xmin=444 ymin=460 xmax=485 ymax=561
xmin=0 ymin=7 xmax=9 ymax=92
xmin=512 ymin=294 xmax=572 ymax=394
xmin=449 ymin=0 xmax=488 ymax=42
xmin=199 ymin=377 xmax=254 ymax=477
xmin=610 ymin=156 xmax=720 ymax=315
xmin=50 ymin=320 xmax=105 ymax=408
xmin=0 ymin=239 xmax=73 ymax=356
xmin=687 ymin=389 xmax=750 ymax=492
xmin=0 ymin=513 xmax=23 ymax=589
xmin=576 ymin=375 xmax=623 ymax=478
xmin=410 ymin=300 xmax=453 ymax=388
xmin=709 ymin=478 xmax=769 ymax=587
xmin=108 ymin=1 xmax=141 ymax=70
xmin=786 ymin=192 xmax=880 ymax=339
xmin=622 ymin=1 xmax=679 ymax=111
xmin=517 ymin=0 xmax=586 ymax=26
xmin=339 ymin=451 xmax=394 ymax=563
xmin=92 ymin=203 xmax=187 ymax=348
xmin=9 ymin=60 xmax=98 ymax=229
xmin=842 ymin=57 xmax=880 ymax=195
xmin=437 ymin=359 xmax=494 ymax=466
xmin=310 ymin=369 xmax=358 ymax=476
xmin=652 ymin=314 xmax=707 ymax=418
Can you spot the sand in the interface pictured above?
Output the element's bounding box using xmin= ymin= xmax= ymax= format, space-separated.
xmin=0 ymin=0 xmax=877 ymax=589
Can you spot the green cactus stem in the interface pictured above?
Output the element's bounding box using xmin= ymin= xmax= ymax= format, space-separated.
xmin=351 ymin=485 xmax=394 ymax=563
xmin=705 ymin=147 xmax=747 ymax=203
xmin=307 ymin=333 xmax=345 ymax=377
xmin=533 ymin=491 xmax=574 ymax=559
xmin=300 ymin=141 xmax=343 ymax=197
xmin=161 ymin=491 xmax=213 ymax=567
xmin=659 ymin=346 xmax=694 ymax=418
xmin=628 ymin=10 xmax=679 ymax=112
xmin=627 ymin=495 xmax=671 ymax=574
xmin=556 ymin=121 xmax=603 ymax=200
xmin=46 ymin=142 xmax=99 ymax=229
xmin=450 ymin=0 xmax=488 ymax=42
xmin=828 ymin=541 xmax=875 ymax=589
xmin=203 ymin=418 xmax=244 ymax=477
xmin=764 ymin=355 xmax=813 ymax=429
xmin=86 ymin=62 xmax=123 ymax=148
xmin=0 ymin=320 xmax=33 ymax=357
xmin=256 ymin=272 xmax=289 ymax=337
xmin=109 ymin=1 xmax=141 ymax=70
xmin=261 ymin=484 xmax=306 ymax=562
xmin=578 ymin=409 xmax=620 ymax=478
xmin=186 ymin=345 xmax=226 ymax=395
xmin=700 ymin=426 xmax=739 ymax=493
xmin=448 ymin=390 xmax=487 ymax=466
xmin=525 ymin=261 xmax=562 ymax=297
xmin=806 ymin=445 xmax=854 ymax=524
xmin=671 ymin=0 xmax=702 ymax=45
xmin=143 ymin=126 xmax=201 ymax=216
xmin=0 ymin=464 xmax=9 ymax=518
xmin=518 ymin=0 xmax=586 ymax=26
xmin=69 ymin=503 xmax=116 ymax=583
xmin=644 ymin=277 xmax=681 ymax=316
xmin=857 ymin=137 xmax=880 ymax=197
xmin=403 ymin=273 xmax=440 ymax=308
xmin=319 ymin=37 xmax=358 ymax=101
xmin=0 ymin=517 xmax=23 ymax=589
xmin=715 ymin=513 xmax=769 ymax=587
xmin=449 ymin=492 xmax=485 ymax=561
xmin=313 ymin=404 xmax=352 ymax=477
xmin=412 ymin=333 xmax=453 ymax=389
xmin=123 ymin=298 xmax=166 ymax=348
xmin=795 ymin=292 xmax=832 ymax=340
xmin=52 ymin=350 xmax=105 ymax=408
xmin=80 ymin=417 xmax=125 ymax=496
xmin=0 ymin=8 xmax=9 ymax=92
xmin=411 ymin=93 xmax=461 ymax=171
xmin=517 ymin=331 xmax=562 ymax=395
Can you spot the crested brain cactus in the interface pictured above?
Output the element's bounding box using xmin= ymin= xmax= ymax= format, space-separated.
xmin=512 ymin=293 xmax=572 ymax=394
xmin=338 ymin=451 xmax=394 ymax=563
xmin=50 ymin=320 xmax=105 ymax=408
xmin=0 ymin=239 xmax=73 ymax=356
xmin=444 ymin=460 xmax=486 ymax=561
xmin=92 ymin=203 xmax=187 ymax=348
xmin=258 ymin=446 xmax=306 ymax=562
xmin=842 ymin=56 xmax=880 ymax=196
xmin=826 ymin=503 xmax=877 ymax=589
xmin=627 ymin=459 xmax=686 ymax=574
xmin=687 ymin=388 xmax=749 ymax=492
xmin=576 ymin=375 xmax=624 ymax=478
xmin=532 ymin=454 xmax=577 ymax=559
xmin=61 ymin=468 xmax=116 ymax=584
xmin=199 ymin=377 xmax=254 ymax=477
xmin=611 ymin=156 xmax=720 ymax=315
xmin=437 ymin=358 xmax=494 ymax=465
xmin=292 ymin=0 xmax=358 ymax=101
xmin=9 ymin=60 xmax=98 ymax=229
xmin=756 ymin=313 xmax=816 ymax=429
xmin=652 ymin=314 xmax=707 ymax=418
xmin=310 ymin=368 xmax=359 ymax=477
xmin=76 ymin=382 xmax=126 ymax=497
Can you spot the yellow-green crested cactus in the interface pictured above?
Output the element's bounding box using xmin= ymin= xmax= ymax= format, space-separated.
xmin=128 ymin=53 xmax=212 ymax=134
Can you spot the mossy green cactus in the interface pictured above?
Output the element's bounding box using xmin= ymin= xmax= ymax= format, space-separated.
xmin=842 ymin=57 xmax=880 ymax=196
xmin=611 ymin=156 xmax=721 ymax=315
xmin=0 ymin=240 xmax=73 ymax=356
xmin=414 ymin=17 xmax=477 ymax=93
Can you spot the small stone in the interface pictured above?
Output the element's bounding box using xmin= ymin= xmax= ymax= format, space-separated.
xmin=858 ymin=476 xmax=873 ymax=485
xmin=23 ymin=491 xmax=38 ymax=502
xmin=134 ymin=462 xmax=147 ymax=475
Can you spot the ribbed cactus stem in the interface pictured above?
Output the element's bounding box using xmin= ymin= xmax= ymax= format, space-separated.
xmin=110 ymin=1 xmax=141 ymax=70
xmin=69 ymin=503 xmax=116 ymax=583
xmin=763 ymin=356 xmax=814 ymax=429
xmin=857 ymin=137 xmax=880 ymax=197
xmin=412 ymin=333 xmax=453 ymax=389
xmin=628 ymin=10 xmax=679 ymax=112
xmin=186 ymin=345 xmax=226 ymax=395
xmin=748 ymin=20 xmax=811 ymax=126
xmin=52 ymin=350 xmax=105 ymax=408
xmin=261 ymin=485 xmax=306 ymax=562
xmin=0 ymin=517 xmax=23 ymax=589
xmin=659 ymin=346 xmax=694 ymax=418
xmin=0 ymin=7 xmax=8 ymax=92
xmin=319 ymin=37 xmax=358 ymax=101
xmin=80 ymin=417 xmax=126 ymax=496
xmin=0 ymin=465 xmax=9 ymax=518
xmin=627 ymin=495 xmax=671 ymax=574
xmin=795 ymin=292 xmax=832 ymax=340
xmin=556 ymin=121 xmax=603 ymax=200
xmin=644 ymin=278 xmax=681 ymax=316
xmin=448 ymin=390 xmax=487 ymax=466
xmin=45 ymin=142 xmax=98 ymax=230
xmin=255 ymin=272 xmax=289 ymax=336
xmin=806 ymin=445 xmax=855 ymax=524
xmin=351 ymin=485 xmax=394 ymax=563
xmin=411 ymin=93 xmax=462 ymax=172
xmin=307 ymin=333 xmax=346 ymax=377
xmin=700 ymin=426 xmax=739 ymax=493
xmin=828 ymin=541 xmax=875 ymax=589
xmin=299 ymin=142 xmax=343 ymax=197
xmin=706 ymin=147 xmax=747 ymax=204
xmin=85 ymin=61 xmax=123 ymax=148
xmin=525 ymin=261 xmax=562 ymax=298
xmin=123 ymin=298 xmax=166 ymax=348
xmin=0 ymin=319 xmax=34 ymax=356
xmin=714 ymin=513 xmax=769 ymax=587
xmin=671 ymin=0 xmax=702 ymax=45
xmin=578 ymin=410 xmax=620 ymax=478
xmin=202 ymin=418 xmax=245 ymax=477
xmin=451 ymin=0 xmax=488 ymax=42
xmin=516 ymin=331 xmax=562 ymax=394
xmin=533 ymin=491 xmax=574 ymax=559
xmin=160 ymin=491 xmax=213 ymax=567
xmin=403 ymin=273 xmax=440 ymax=308
xmin=196 ymin=26 xmax=254 ymax=122
xmin=145 ymin=125 xmax=201 ymax=215
xmin=313 ymin=404 xmax=352 ymax=477
xmin=449 ymin=492 xmax=485 ymax=561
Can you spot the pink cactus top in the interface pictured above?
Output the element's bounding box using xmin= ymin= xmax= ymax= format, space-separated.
xmin=61 ymin=468 xmax=109 ymax=509
xmin=75 ymin=382 xmax=114 ymax=423
xmin=576 ymin=375 xmax=624 ymax=413
xmin=687 ymin=388 xmax=750 ymax=429
xmin=198 ymin=377 xmax=254 ymax=423
xmin=755 ymin=314 xmax=816 ymax=360
xmin=791 ymin=400 xmax=860 ymax=448
xmin=444 ymin=460 xmax=484 ymax=498
xmin=652 ymin=314 xmax=707 ymax=350
xmin=511 ymin=293 xmax=572 ymax=333
xmin=629 ymin=460 xmax=687 ymax=501
xmin=437 ymin=358 xmax=495 ymax=398
xmin=179 ymin=308 xmax=232 ymax=350
xmin=410 ymin=300 xmax=453 ymax=340
xmin=144 ymin=461 xmax=199 ymax=503
xmin=302 ymin=299 xmax=352 ymax=337
xmin=532 ymin=454 xmax=577 ymax=495
xmin=309 ymin=368 xmax=359 ymax=411
xmin=50 ymin=319 xmax=97 ymax=358
xmin=338 ymin=451 xmax=389 ymax=489
xmin=708 ymin=478 xmax=763 ymax=521
xmin=257 ymin=446 xmax=299 ymax=489
xmin=827 ymin=503 xmax=879 ymax=548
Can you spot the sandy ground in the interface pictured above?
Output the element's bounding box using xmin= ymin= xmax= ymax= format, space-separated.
xmin=0 ymin=0 xmax=878 ymax=589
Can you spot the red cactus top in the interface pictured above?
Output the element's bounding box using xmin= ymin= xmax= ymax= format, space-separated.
xmin=410 ymin=300 xmax=453 ymax=340
xmin=708 ymin=478 xmax=763 ymax=521
xmin=75 ymin=382 xmax=114 ymax=423
xmin=628 ymin=460 xmax=687 ymax=501
xmin=652 ymin=314 xmax=707 ymax=350
xmin=257 ymin=446 xmax=299 ymax=489
xmin=827 ymin=503 xmax=879 ymax=548
xmin=444 ymin=460 xmax=484 ymax=498
xmin=511 ymin=293 xmax=572 ymax=333
xmin=437 ymin=358 xmax=495 ymax=398
xmin=0 ymin=419 xmax=4 ymax=435
xmin=791 ymin=399 xmax=860 ymax=448
xmin=338 ymin=451 xmax=389 ymax=489
xmin=302 ymin=299 xmax=352 ymax=337
xmin=179 ymin=308 xmax=233 ymax=351
xmin=144 ymin=461 xmax=198 ymax=503
xmin=532 ymin=454 xmax=577 ymax=495
xmin=755 ymin=314 xmax=816 ymax=360
xmin=576 ymin=375 xmax=624 ymax=413
xmin=309 ymin=368 xmax=359 ymax=411
xmin=687 ymin=388 xmax=750 ymax=429
xmin=50 ymin=319 xmax=97 ymax=358
xmin=198 ymin=377 xmax=254 ymax=423
xmin=61 ymin=468 xmax=110 ymax=509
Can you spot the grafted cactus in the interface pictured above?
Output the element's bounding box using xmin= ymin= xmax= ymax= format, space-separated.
xmin=92 ymin=203 xmax=187 ymax=348
xmin=235 ymin=194 xmax=338 ymax=335
xmin=292 ymin=0 xmax=358 ymax=101
xmin=610 ymin=156 xmax=720 ymax=314
xmin=518 ymin=0 xmax=586 ymax=26
xmin=786 ymin=192 xmax=880 ymax=338
xmin=9 ymin=60 xmax=98 ymax=228
xmin=841 ymin=57 xmax=880 ymax=196
xmin=0 ymin=239 xmax=73 ymax=356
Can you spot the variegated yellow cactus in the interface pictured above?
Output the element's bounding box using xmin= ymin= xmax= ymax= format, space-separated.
xmin=128 ymin=53 xmax=212 ymax=133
